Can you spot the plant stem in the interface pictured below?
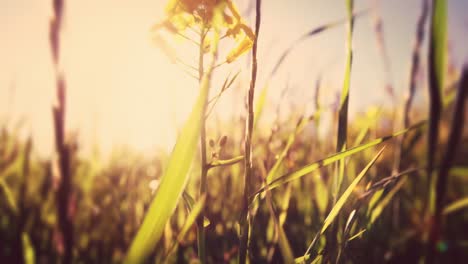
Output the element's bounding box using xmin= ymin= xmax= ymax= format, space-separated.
xmin=239 ymin=1 xmax=261 ymax=263
xmin=394 ymin=0 xmax=429 ymax=172
xmin=50 ymin=1 xmax=73 ymax=263
xmin=427 ymin=66 xmax=468 ymax=263
xmin=197 ymin=26 xmax=207 ymax=264
xmin=425 ymin=0 xmax=446 ymax=261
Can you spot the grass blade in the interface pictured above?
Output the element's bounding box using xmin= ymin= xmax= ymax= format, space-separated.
xmin=178 ymin=195 xmax=206 ymax=242
xmin=348 ymin=229 xmax=366 ymax=242
xmin=260 ymin=159 xmax=294 ymax=264
xmin=321 ymin=147 xmax=385 ymax=234
xmin=22 ymin=233 xmax=35 ymax=264
xmin=266 ymin=116 xmax=311 ymax=183
xmin=334 ymin=0 xmax=355 ymax=200
xmin=443 ymin=197 xmax=468 ymax=215
xmin=182 ymin=192 xmax=210 ymax=227
xmin=301 ymin=148 xmax=385 ymax=259
xmin=166 ymin=195 xmax=206 ymax=258
xmin=254 ymin=122 xmax=425 ymax=194
xmin=0 ymin=178 xmax=18 ymax=214
xmin=426 ymin=0 xmax=447 ymax=215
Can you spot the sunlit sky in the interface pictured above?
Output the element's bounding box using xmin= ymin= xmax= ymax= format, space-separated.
xmin=1 ymin=0 xmax=467 ymax=157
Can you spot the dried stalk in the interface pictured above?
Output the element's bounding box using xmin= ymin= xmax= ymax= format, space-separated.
xmin=50 ymin=0 xmax=73 ymax=263
xmin=239 ymin=0 xmax=261 ymax=263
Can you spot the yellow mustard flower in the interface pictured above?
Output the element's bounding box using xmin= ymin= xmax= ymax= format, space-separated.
xmin=153 ymin=0 xmax=255 ymax=63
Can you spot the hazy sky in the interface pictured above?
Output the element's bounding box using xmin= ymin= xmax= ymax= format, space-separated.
xmin=1 ymin=0 xmax=467 ymax=157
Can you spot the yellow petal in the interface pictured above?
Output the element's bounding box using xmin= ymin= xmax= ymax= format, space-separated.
xmin=165 ymin=0 xmax=179 ymax=14
xmin=226 ymin=37 xmax=253 ymax=63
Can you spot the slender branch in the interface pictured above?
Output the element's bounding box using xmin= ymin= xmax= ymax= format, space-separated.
xmin=207 ymin=155 xmax=244 ymax=169
xmin=176 ymin=31 xmax=200 ymax=46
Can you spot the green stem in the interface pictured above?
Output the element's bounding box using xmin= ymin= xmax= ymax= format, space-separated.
xmin=197 ymin=26 xmax=207 ymax=264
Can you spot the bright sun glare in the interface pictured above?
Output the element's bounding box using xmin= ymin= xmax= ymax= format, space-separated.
xmin=1 ymin=0 xmax=203 ymax=156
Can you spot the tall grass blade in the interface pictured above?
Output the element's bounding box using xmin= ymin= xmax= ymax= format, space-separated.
xmin=334 ymin=0 xmax=354 ymax=201
xmin=426 ymin=0 xmax=447 ymax=214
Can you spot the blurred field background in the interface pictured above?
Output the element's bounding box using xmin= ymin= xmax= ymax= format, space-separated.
xmin=0 ymin=0 xmax=467 ymax=263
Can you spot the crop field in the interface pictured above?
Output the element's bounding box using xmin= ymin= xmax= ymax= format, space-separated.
xmin=0 ymin=0 xmax=467 ymax=263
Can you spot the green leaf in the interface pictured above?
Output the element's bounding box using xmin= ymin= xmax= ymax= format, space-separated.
xmin=348 ymin=229 xmax=366 ymax=242
xmin=124 ymin=23 xmax=219 ymax=264
xmin=444 ymin=197 xmax=468 ymax=215
xmin=321 ymin=147 xmax=384 ymax=234
xmin=254 ymin=122 xmax=425 ymax=194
